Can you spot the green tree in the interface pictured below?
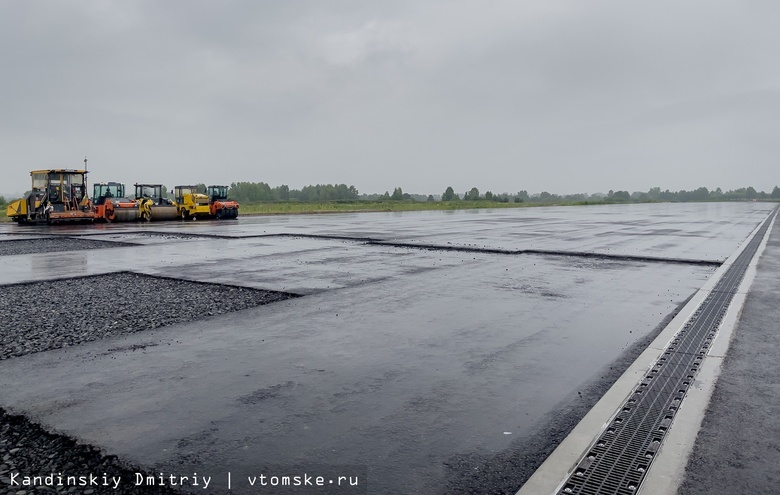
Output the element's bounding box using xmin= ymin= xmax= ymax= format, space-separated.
xmin=442 ymin=186 xmax=456 ymax=201
xmin=647 ymin=187 xmax=661 ymax=200
xmin=772 ymin=186 xmax=780 ymax=198
xmin=391 ymin=187 xmax=404 ymax=200
xmin=746 ymin=186 xmax=757 ymax=199
xmin=605 ymin=189 xmax=630 ymax=201
xmin=464 ymin=187 xmax=480 ymax=201
xmin=690 ymin=187 xmax=709 ymax=201
xmin=291 ymin=183 xmax=359 ymax=201
xmin=484 ymin=191 xmax=494 ymax=201
xmin=427 ymin=194 xmax=434 ymax=202
xmin=230 ymin=181 xmax=274 ymax=202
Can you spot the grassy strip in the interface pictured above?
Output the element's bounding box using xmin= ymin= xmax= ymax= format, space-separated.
xmin=238 ymin=198 xmax=779 ymax=216
xmin=238 ymin=200 xmax=534 ymax=215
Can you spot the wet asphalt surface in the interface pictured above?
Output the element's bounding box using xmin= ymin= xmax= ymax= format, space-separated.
xmin=0 ymin=202 xmax=775 ymax=494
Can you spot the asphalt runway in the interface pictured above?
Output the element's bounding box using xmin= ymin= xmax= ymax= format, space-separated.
xmin=0 ymin=202 xmax=773 ymax=494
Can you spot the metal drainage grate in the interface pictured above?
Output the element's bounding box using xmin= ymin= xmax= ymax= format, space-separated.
xmin=557 ymin=209 xmax=777 ymax=495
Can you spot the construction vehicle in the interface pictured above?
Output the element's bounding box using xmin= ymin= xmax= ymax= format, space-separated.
xmin=93 ymin=182 xmax=140 ymax=222
xmin=6 ymin=169 xmax=95 ymax=225
xmin=174 ymin=185 xmax=211 ymax=221
xmin=134 ymin=184 xmax=178 ymax=221
xmin=207 ymin=185 xmax=239 ymax=219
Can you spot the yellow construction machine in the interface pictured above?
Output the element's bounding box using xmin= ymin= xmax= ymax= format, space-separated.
xmin=6 ymin=169 xmax=95 ymax=225
xmin=174 ymin=185 xmax=211 ymax=221
xmin=134 ymin=184 xmax=178 ymax=221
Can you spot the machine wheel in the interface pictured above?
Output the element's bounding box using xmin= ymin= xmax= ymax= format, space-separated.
xmin=215 ymin=209 xmax=224 ymax=220
xmin=181 ymin=209 xmax=190 ymax=221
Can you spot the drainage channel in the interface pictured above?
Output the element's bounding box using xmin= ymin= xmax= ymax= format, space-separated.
xmin=556 ymin=210 xmax=776 ymax=495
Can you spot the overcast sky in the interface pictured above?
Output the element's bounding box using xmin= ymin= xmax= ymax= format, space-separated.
xmin=2 ymin=1 xmax=778 ymax=197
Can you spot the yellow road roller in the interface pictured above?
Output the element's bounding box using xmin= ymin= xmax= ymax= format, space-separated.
xmin=174 ymin=185 xmax=211 ymax=221
xmin=134 ymin=184 xmax=178 ymax=221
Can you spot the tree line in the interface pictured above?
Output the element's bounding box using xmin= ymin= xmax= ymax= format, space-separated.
xmin=439 ymin=185 xmax=780 ymax=204
xmin=221 ymin=182 xmax=780 ymax=204
xmin=227 ymin=182 xmax=359 ymax=202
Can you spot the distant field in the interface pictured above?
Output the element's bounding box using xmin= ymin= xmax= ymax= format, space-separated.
xmin=238 ymin=200 xmax=532 ymax=215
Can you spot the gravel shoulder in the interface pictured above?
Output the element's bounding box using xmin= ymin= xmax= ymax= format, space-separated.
xmin=1 ymin=407 xmax=181 ymax=495
xmin=0 ymin=272 xmax=298 ymax=360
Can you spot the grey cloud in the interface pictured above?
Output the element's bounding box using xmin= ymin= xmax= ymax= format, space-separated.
xmin=1 ymin=0 xmax=778 ymax=196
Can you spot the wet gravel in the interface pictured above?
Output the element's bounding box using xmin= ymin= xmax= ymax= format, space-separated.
xmin=0 ymin=272 xmax=299 ymax=360
xmin=0 ymin=407 xmax=180 ymax=494
xmin=0 ymin=238 xmax=133 ymax=256
xmin=0 ymin=272 xmax=298 ymax=494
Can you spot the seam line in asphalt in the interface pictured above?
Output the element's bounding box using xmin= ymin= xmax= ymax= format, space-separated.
xmin=33 ymin=230 xmax=724 ymax=266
